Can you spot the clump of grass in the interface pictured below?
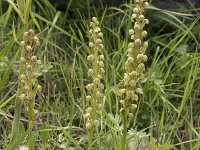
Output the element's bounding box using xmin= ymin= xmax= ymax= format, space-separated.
xmin=119 ymin=0 xmax=149 ymax=149
xmin=84 ymin=17 xmax=105 ymax=149
xmin=1 ymin=0 xmax=200 ymax=149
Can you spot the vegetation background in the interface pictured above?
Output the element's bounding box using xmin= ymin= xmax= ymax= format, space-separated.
xmin=0 ymin=0 xmax=199 ymax=149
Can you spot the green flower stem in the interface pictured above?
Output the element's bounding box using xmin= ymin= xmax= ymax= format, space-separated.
xmin=28 ymin=98 xmax=34 ymax=150
xmin=121 ymin=108 xmax=128 ymax=150
xmin=88 ymin=36 xmax=98 ymax=150
xmin=85 ymin=17 xmax=105 ymax=149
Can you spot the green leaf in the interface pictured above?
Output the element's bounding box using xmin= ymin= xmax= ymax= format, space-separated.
xmin=158 ymin=144 xmax=171 ymax=150
xmin=19 ymin=122 xmax=25 ymax=136
xmin=40 ymin=123 xmax=50 ymax=144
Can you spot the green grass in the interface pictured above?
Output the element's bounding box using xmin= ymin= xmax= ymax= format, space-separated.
xmin=0 ymin=0 xmax=200 ymax=149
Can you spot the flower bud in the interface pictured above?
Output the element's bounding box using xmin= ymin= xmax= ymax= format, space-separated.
xmin=86 ymin=121 xmax=92 ymax=130
xmin=33 ymin=36 xmax=39 ymax=41
xmin=100 ymin=68 xmax=105 ymax=74
xmin=86 ymin=95 xmax=92 ymax=101
xmin=130 ymin=71 xmax=139 ymax=77
xmin=94 ymin=120 xmax=100 ymax=127
xmin=137 ymin=63 xmax=145 ymax=72
xmin=24 ymin=85 xmax=30 ymax=91
xmin=20 ymin=41 xmax=25 ymax=46
xmin=132 ymin=14 xmax=137 ymax=19
xmin=96 ymin=38 xmax=102 ymax=44
xmin=98 ymin=32 xmax=103 ymax=38
xmin=19 ymin=94 xmax=26 ymax=100
xmin=35 ymin=41 xmax=40 ymax=47
xmin=86 ymin=84 xmax=93 ymax=91
xmin=89 ymin=42 xmax=94 ymax=48
xmin=129 ymin=29 xmax=134 ymax=35
xmin=144 ymin=19 xmax=149 ymax=24
xmin=37 ymin=60 xmax=42 ymax=64
xmin=130 ymin=80 xmax=136 ymax=87
xmin=28 ymin=29 xmax=34 ymax=34
xmin=99 ymin=55 xmax=104 ymax=60
xmin=134 ymin=24 xmax=140 ymax=30
xmin=89 ymin=29 xmax=93 ymax=34
xmin=133 ymin=8 xmax=139 ymax=13
xmin=98 ymin=74 xmax=103 ymax=79
xmin=128 ymin=113 xmax=133 ymax=117
xmin=141 ymin=31 xmax=148 ymax=37
xmin=87 ymin=54 xmax=94 ymax=62
xmin=142 ymin=55 xmax=148 ymax=61
xmin=98 ymin=61 xmax=104 ymax=68
xmin=135 ymin=39 xmax=141 ymax=45
xmin=128 ymin=42 xmax=134 ymax=48
xmin=23 ymin=32 xmax=28 ymax=37
xmin=131 ymin=104 xmax=137 ymax=109
xmin=128 ymin=48 xmax=133 ymax=53
xmin=31 ymin=56 xmax=37 ymax=62
xmin=136 ymin=88 xmax=143 ymax=94
xmin=144 ymin=2 xmax=149 ymax=8
xmin=86 ymin=107 xmax=92 ymax=113
xmin=20 ymin=74 xmax=26 ymax=80
xmin=37 ymin=85 xmax=42 ymax=92
xmin=97 ymin=91 xmax=102 ymax=98
xmin=120 ymin=89 xmax=126 ymax=94
xmin=120 ymin=108 xmax=124 ymax=112
xmin=92 ymin=17 xmax=97 ymax=22
xmin=99 ymin=44 xmax=104 ymax=49
xmin=99 ymin=83 xmax=104 ymax=90
xmin=131 ymin=35 xmax=135 ymax=40
xmin=20 ymin=57 xmax=26 ymax=63
xmin=139 ymin=15 xmax=145 ymax=21
xmin=143 ymin=41 xmax=148 ymax=48
xmin=137 ymin=54 xmax=143 ymax=61
xmin=127 ymin=57 xmax=134 ymax=63
xmin=26 ymin=45 xmax=32 ymax=52
xmin=120 ymin=100 xmax=124 ymax=104
xmin=90 ymin=22 xmax=94 ymax=27
xmin=94 ymin=78 xmax=100 ymax=85
xmin=88 ymin=69 xmax=93 ymax=77
xmin=133 ymin=94 xmax=138 ymax=101
xmin=27 ymin=65 xmax=32 ymax=71
xmin=83 ymin=113 xmax=91 ymax=119
xmin=96 ymin=27 xmax=101 ymax=32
